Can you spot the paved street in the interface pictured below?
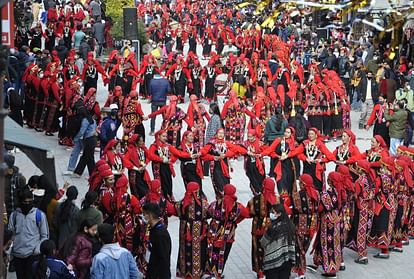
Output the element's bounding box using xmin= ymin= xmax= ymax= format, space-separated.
xmin=8 ymin=70 xmax=414 ymax=279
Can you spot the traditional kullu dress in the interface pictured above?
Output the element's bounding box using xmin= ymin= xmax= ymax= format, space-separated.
xmin=186 ymin=98 xmax=210 ymax=147
xmin=364 ymin=137 xmax=389 ymax=171
xmin=203 ymin=63 xmax=221 ymax=101
xmin=22 ymin=65 xmax=40 ymax=127
xmin=368 ymin=158 xmax=397 ymax=255
xmin=148 ymin=137 xmax=190 ymax=199
xmin=313 ymin=186 xmax=342 ymax=275
xmin=124 ymin=135 xmax=151 ymax=199
xmin=221 ymin=93 xmax=256 ymax=145
xmin=262 ymin=134 xmax=299 ymax=195
xmin=32 ymin=73 xmax=49 ymax=129
xmin=206 ymin=186 xmax=249 ymax=278
xmin=246 ymin=178 xmax=278 ymax=277
xmin=170 ymin=183 xmax=210 ymax=279
xmin=179 ymin=136 xmax=204 ymax=188
xmin=291 ymin=175 xmax=319 ymax=277
xmin=200 ymin=135 xmax=243 ymax=197
xmin=147 ymin=100 xmax=187 ymax=147
xmin=292 ymin=137 xmax=335 ymax=192
xmin=101 ymin=175 xmax=141 ymax=253
xmin=43 ymin=77 xmax=63 ymax=134
xmin=243 ymin=136 xmax=265 ymax=195
xmin=391 ymin=160 xmax=412 ymax=250
xmin=102 ymin=140 xmax=124 ymax=181
xmin=346 ymin=161 xmax=376 ymax=260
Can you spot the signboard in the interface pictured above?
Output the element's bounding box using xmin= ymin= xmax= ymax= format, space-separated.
xmin=1 ymin=1 xmax=14 ymax=48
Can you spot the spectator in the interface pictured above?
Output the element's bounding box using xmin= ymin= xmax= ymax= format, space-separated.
xmin=264 ymin=107 xmax=288 ymax=144
xmin=288 ymin=106 xmax=310 ymax=143
xmin=3 ymin=228 xmax=13 ymax=278
xmin=7 ymin=87 xmax=24 ymax=126
xmin=358 ymin=71 xmax=379 ymax=128
xmin=93 ymin=18 xmax=106 ymax=57
xmin=4 ymin=154 xmax=26 ymax=218
xmin=73 ymin=23 xmax=86 ymax=49
xmin=142 ymin=203 xmax=172 ymax=279
xmin=89 ymin=0 xmax=102 ymax=21
xmin=91 ymin=223 xmax=139 ymax=279
xmin=53 ymin=186 xmax=79 ymax=250
xmin=32 ymin=239 xmax=75 ymax=279
xmin=65 ymin=105 xmax=84 ymax=175
xmin=385 ymin=100 xmax=408 ymax=156
xmin=8 ymin=188 xmax=49 ymax=279
xmin=76 ymin=191 xmax=103 ymax=229
xmin=73 ymin=108 xmax=97 ymax=177
xmin=79 ymin=37 xmax=92 ymax=61
xmin=99 ymin=104 xmax=120 ymax=155
xmin=148 ymin=72 xmax=171 ymax=135
xmin=260 ymin=204 xmax=296 ymax=279
xmin=325 ymin=48 xmax=338 ymax=72
xmin=65 ymin=219 xmax=100 ymax=279
xmin=55 ymin=39 xmax=68 ymax=64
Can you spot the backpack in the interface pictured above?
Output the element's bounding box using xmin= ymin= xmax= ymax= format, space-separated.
xmin=13 ymin=208 xmax=42 ymax=229
xmin=66 ymin=114 xmax=82 ymax=139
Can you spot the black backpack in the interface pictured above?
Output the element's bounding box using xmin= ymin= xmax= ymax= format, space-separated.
xmin=292 ymin=116 xmax=307 ymax=142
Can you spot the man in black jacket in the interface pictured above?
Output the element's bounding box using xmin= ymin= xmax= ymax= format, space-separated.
xmin=142 ymin=203 xmax=171 ymax=279
xmin=358 ymin=71 xmax=379 ymax=128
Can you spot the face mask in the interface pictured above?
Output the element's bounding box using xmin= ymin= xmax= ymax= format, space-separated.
xmin=110 ymin=110 xmax=118 ymax=117
xmin=269 ymin=212 xmax=277 ymax=221
xmin=21 ymin=202 xmax=33 ymax=215
xmin=141 ymin=215 xmax=148 ymax=224
xmin=38 ymin=73 xmax=44 ymax=78
xmin=367 ymin=77 xmax=372 ymax=80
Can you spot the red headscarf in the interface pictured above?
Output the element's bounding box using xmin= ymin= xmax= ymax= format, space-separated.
xmin=229 ymin=90 xmax=240 ymax=110
xmin=300 ymin=174 xmax=318 ymax=202
xmin=374 ymin=135 xmax=387 ymax=149
xmin=147 ymin=179 xmax=162 ymax=202
xmin=355 ymin=160 xmax=376 ymax=195
xmin=182 ymin=182 xmax=201 ymax=210
xmin=308 ymin=127 xmax=321 ymax=139
xmin=262 ymin=178 xmax=277 ymax=205
xmin=165 ymin=96 xmax=177 ymax=118
xmin=187 ymin=94 xmax=202 ymax=127
xmin=84 ymin=87 xmax=97 ymax=111
xmin=223 ymin=184 xmax=237 ymax=218
xmin=396 ymin=159 xmax=413 ymax=188
xmin=328 ymin=172 xmax=346 ymax=209
xmin=103 ymin=139 xmax=120 ymax=166
xmin=343 ymin=129 xmax=356 ymax=145
xmin=337 ymin=165 xmax=354 ymax=193
xmin=115 ymin=174 xmax=128 ymax=191
xmin=381 ymin=157 xmax=395 ymax=174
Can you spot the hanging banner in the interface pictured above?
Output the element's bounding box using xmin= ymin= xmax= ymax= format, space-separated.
xmin=1 ymin=1 xmax=14 ymax=48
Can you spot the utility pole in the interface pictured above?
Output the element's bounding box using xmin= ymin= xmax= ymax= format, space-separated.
xmin=0 ymin=2 xmax=10 ymax=277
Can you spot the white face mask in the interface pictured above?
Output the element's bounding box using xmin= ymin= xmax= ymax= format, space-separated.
xmin=269 ymin=212 xmax=277 ymax=221
xmin=141 ymin=214 xmax=148 ymax=224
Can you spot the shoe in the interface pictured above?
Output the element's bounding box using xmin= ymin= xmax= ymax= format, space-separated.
xmin=45 ymin=132 xmax=54 ymax=136
xmin=294 ymin=276 xmax=306 ymax=279
xmin=257 ymin=272 xmax=265 ymax=279
xmin=354 ymin=257 xmax=368 ymax=264
xmin=402 ymin=240 xmax=409 ymax=246
xmin=306 ymin=265 xmax=318 ymax=273
xmin=71 ymin=173 xmax=81 ymax=178
xmin=392 ymin=247 xmax=403 ymax=253
xmin=373 ymin=253 xmax=390 ymax=259
xmin=339 ymin=263 xmax=346 ymax=271
xmin=149 ymin=131 xmax=155 ymax=136
xmin=321 ymin=273 xmax=337 ymax=278
xmin=63 ymin=170 xmax=73 ymax=176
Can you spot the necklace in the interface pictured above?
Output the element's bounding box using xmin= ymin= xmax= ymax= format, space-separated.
xmin=337 ymin=144 xmax=349 ymax=161
xmin=207 ymin=66 xmax=215 ymax=78
xmin=305 ymin=143 xmax=318 ymax=161
xmin=175 ymin=68 xmax=182 ymax=80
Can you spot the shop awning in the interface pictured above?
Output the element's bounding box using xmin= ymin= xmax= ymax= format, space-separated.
xmin=4 ymin=117 xmax=56 ymax=187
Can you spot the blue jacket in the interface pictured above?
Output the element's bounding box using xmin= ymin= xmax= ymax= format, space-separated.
xmin=75 ymin=118 xmax=97 ymax=141
xmin=149 ymin=76 xmax=171 ymax=102
xmin=91 ymin=243 xmax=139 ymax=279
xmin=33 ymin=257 xmax=75 ymax=279
xmin=99 ymin=117 xmax=120 ymax=146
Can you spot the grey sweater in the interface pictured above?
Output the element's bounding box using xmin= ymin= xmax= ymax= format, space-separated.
xmin=9 ymin=207 xmax=49 ymax=258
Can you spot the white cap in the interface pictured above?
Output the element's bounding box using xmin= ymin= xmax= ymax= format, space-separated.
xmin=109 ymin=104 xmax=118 ymax=110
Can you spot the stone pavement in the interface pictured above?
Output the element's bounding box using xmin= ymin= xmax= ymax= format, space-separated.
xmin=7 ymin=43 xmax=414 ymax=278
xmin=8 ymin=76 xmax=414 ymax=278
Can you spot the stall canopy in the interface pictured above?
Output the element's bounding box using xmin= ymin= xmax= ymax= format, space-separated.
xmin=4 ymin=117 xmax=56 ymax=187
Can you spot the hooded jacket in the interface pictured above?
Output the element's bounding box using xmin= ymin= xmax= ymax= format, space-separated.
xmin=91 ymin=243 xmax=139 ymax=279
